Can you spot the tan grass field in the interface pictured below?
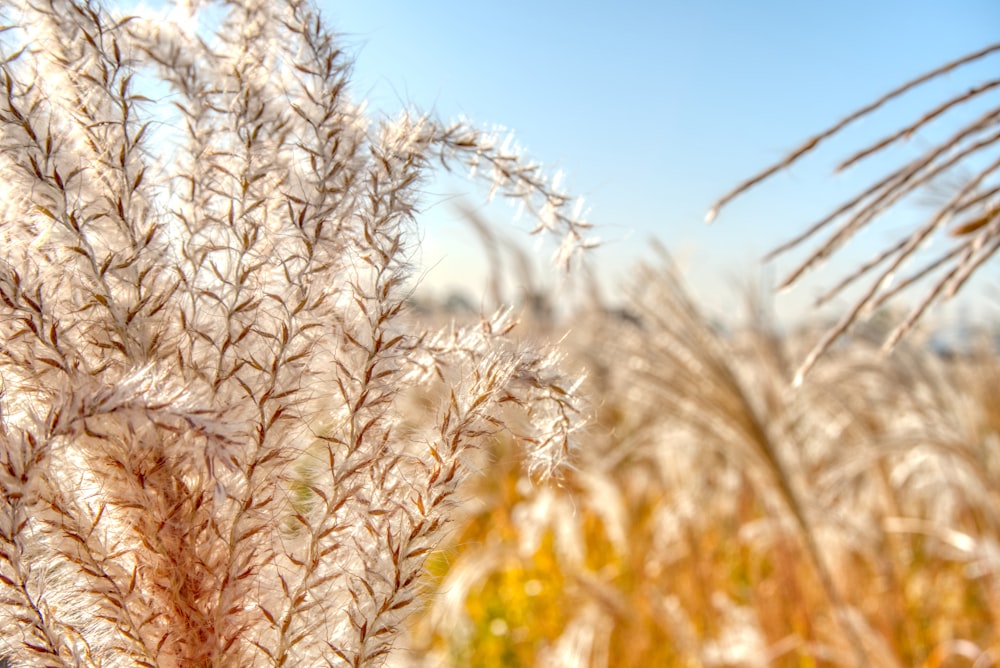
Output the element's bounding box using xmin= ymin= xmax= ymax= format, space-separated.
xmin=0 ymin=0 xmax=997 ymax=665
xmin=396 ymin=262 xmax=1000 ymax=667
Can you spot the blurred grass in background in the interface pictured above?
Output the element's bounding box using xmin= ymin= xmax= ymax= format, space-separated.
xmin=393 ymin=250 xmax=1000 ymax=667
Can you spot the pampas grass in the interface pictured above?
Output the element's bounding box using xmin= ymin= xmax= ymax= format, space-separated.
xmin=3 ymin=1 xmax=998 ymax=666
xmin=397 ymin=257 xmax=1000 ymax=667
xmin=707 ymin=42 xmax=1000 ymax=383
xmin=0 ymin=0 xmax=589 ymax=664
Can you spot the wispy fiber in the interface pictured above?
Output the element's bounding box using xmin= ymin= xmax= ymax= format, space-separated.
xmin=0 ymin=0 xmax=587 ymax=665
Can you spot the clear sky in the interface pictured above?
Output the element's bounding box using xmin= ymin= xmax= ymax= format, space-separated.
xmin=321 ymin=1 xmax=1000 ymax=327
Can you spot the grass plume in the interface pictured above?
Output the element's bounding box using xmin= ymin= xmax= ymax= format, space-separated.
xmin=0 ymin=0 xmax=588 ymax=664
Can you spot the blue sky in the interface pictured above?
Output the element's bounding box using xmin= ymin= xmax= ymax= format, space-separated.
xmin=322 ymin=1 xmax=1000 ymax=325
xmin=100 ymin=0 xmax=1000 ymax=323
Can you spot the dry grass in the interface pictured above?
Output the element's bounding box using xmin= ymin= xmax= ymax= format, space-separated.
xmin=397 ymin=256 xmax=1000 ymax=667
xmin=3 ymin=1 xmax=999 ymax=666
xmin=0 ymin=1 xmax=588 ymax=665
xmin=708 ymin=42 xmax=1000 ymax=383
